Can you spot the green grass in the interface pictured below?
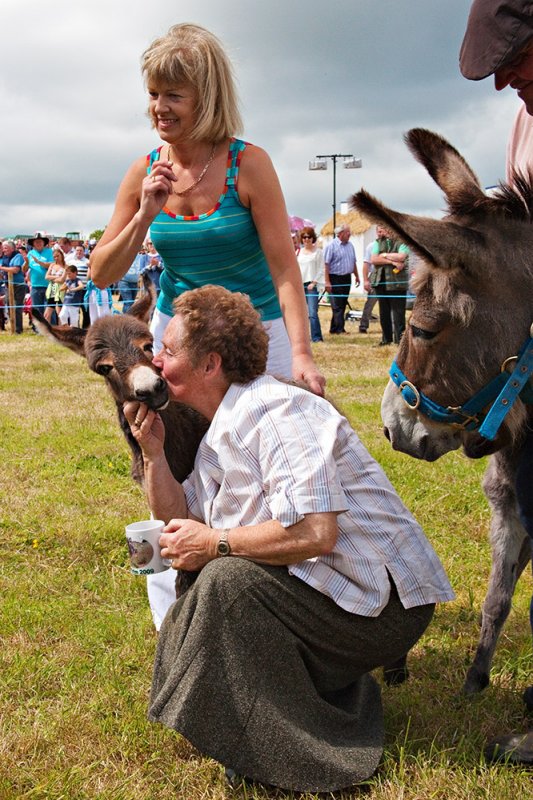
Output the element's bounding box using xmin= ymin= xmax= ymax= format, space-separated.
xmin=1 ymin=309 xmax=531 ymax=799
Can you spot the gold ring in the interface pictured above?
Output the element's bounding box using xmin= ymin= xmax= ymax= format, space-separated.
xmin=151 ymin=175 xmax=156 ymax=183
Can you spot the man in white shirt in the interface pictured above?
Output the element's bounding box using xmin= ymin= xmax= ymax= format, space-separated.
xmin=460 ymin=0 xmax=533 ymax=765
xmin=123 ymin=283 xmax=453 ymax=791
xmin=69 ymin=244 xmax=90 ymax=327
xmin=358 ymin=240 xmax=377 ymax=334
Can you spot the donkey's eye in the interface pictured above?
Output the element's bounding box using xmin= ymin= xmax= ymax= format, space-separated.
xmin=143 ymin=343 xmax=154 ymax=354
xmin=410 ymin=324 xmax=438 ymax=340
xmin=95 ymin=364 xmax=113 ymax=376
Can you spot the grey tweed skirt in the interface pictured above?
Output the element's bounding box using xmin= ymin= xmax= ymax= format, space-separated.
xmin=148 ymin=557 xmax=434 ymax=792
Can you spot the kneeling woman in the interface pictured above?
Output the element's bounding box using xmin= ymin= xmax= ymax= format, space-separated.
xmin=125 ymin=285 xmax=454 ymax=793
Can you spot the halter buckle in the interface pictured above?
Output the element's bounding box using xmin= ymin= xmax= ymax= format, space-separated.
xmin=447 ymin=406 xmax=480 ymax=430
xmin=399 ymin=380 xmax=421 ymax=410
xmin=501 ymin=355 xmax=518 ymax=373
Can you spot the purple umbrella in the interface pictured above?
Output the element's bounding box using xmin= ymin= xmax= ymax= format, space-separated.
xmin=288 ymin=215 xmax=315 ymax=231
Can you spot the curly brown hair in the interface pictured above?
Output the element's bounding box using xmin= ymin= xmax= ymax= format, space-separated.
xmin=173 ymin=285 xmax=268 ymax=383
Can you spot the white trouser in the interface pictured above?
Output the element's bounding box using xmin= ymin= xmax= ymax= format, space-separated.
xmin=59 ymin=305 xmax=80 ymax=326
xmin=88 ymin=291 xmax=112 ymax=323
xmin=146 ymin=307 xmax=292 ymax=629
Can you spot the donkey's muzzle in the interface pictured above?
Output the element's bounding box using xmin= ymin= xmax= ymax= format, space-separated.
xmin=135 ymin=377 xmax=169 ymax=411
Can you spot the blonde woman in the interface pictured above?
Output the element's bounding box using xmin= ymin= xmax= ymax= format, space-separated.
xmin=44 ymin=249 xmax=66 ymax=322
xmin=90 ymin=23 xmax=324 ymax=397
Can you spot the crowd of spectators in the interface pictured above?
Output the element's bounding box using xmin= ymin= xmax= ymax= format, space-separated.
xmin=0 ymin=233 xmax=163 ymax=333
xmin=2 ymin=226 xmax=410 ymax=344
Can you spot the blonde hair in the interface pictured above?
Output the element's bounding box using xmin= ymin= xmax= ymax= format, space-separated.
xmin=53 ymin=249 xmax=66 ymax=266
xmin=141 ymin=23 xmax=243 ymax=142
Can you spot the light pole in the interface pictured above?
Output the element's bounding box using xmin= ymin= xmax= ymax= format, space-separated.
xmin=309 ymin=154 xmax=362 ymax=235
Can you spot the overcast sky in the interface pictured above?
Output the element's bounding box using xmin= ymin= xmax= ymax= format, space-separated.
xmin=1 ymin=0 xmax=522 ymax=238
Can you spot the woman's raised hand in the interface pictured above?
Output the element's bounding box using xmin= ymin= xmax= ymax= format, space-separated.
xmin=139 ymin=159 xmax=177 ymax=220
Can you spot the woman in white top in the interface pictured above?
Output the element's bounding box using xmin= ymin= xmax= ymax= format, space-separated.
xmin=296 ymin=226 xmax=324 ymax=342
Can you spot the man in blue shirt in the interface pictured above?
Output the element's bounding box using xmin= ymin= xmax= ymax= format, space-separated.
xmin=1 ymin=240 xmax=26 ymax=333
xmin=119 ymin=248 xmax=150 ymax=312
xmin=323 ymin=225 xmax=360 ymax=335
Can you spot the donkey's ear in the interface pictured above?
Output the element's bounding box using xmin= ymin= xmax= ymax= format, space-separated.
xmin=405 ymin=128 xmax=485 ymax=208
xmin=350 ymin=189 xmax=485 ymax=271
xmin=32 ymin=309 xmax=87 ymax=355
xmin=128 ymin=273 xmax=156 ymax=324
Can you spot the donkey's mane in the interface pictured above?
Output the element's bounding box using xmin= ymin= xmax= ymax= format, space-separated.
xmin=447 ymin=170 xmax=533 ymax=221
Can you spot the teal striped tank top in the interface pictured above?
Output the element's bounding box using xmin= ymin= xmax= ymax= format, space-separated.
xmin=147 ymin=138 xmax=282 ymax=320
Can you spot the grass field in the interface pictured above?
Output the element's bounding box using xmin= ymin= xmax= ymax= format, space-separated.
xmin=1 ymin=306 xmax=531 ymax=800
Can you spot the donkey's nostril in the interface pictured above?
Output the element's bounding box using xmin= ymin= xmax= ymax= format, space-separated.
xmin=154 ymin=377 xmax=166 ymax=393
xmin=383 ymin=427 xmax=391 ymax=441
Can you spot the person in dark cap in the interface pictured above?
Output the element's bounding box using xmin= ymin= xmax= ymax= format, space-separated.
xmin=461 ymin=0 xmax=533 ymax=767
xmin=460 ymin=1 xmax=533 ymax=82
xmin=27 ymin=233 xmax=54 ymax=315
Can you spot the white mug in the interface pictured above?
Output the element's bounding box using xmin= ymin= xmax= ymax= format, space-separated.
xmin=125 ymin=519 xmax=171 ymax=575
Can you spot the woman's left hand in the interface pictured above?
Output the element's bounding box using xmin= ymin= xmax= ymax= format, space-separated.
xmin=292 ymin=354 xmax=326 ymax=397
xmin=160 ymin=519 xmax=218 ymax=571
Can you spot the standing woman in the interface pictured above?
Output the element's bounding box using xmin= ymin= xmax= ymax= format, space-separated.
xmin=90 ymin=23 xmax=325 ymax=397
xmin=44 ymin=248 xmax=67 ymax=323
xmin=297 ymin=226 xmax=324 ymax=343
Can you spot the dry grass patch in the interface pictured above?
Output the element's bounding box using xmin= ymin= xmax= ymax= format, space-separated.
xmin=1 ymin=325 xmax=531 ymax=800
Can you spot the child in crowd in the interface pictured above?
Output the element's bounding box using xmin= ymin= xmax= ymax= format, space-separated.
xmin=59 ymin=266 xmax=85 ymax=326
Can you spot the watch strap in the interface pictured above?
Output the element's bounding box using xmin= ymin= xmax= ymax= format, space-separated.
xmin=217 ymin=528 xmax=231 ymax=557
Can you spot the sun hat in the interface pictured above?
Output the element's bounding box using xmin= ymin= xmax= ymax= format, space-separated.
xmin=27 ymin=232 xmax=50 ymax=247
xmin=460 ymin=0 xmax=533 ymax=80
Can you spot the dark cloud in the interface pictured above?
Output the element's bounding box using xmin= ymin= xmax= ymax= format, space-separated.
xmin=0 ymin=0 xmax=521 ymax=235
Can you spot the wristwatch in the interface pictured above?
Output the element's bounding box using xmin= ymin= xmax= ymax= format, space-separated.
xmin=217 ymin=528 xmax=232 ymax=557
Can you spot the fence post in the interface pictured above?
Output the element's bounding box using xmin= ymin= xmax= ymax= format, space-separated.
xmin=8 ymin=274 xmax=15 ymax=334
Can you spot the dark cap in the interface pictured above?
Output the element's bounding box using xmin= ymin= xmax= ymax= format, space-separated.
xmin=27 ymin=232 xmax=50 ymax=247
xmin=460 ymin=0 xmax=533 ymax=80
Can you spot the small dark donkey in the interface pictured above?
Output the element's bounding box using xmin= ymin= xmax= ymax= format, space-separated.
xmin=33 ymin=278 xmax=209 ymax=595
xmin=352 ymin=128 xmax=533 ymax=699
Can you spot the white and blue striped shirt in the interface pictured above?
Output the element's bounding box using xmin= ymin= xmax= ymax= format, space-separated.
xmin=182 ymin=375 xmax=454 ymax=617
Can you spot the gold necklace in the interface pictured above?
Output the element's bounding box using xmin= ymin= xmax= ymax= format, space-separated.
xmin=168 ymin=143 xmax=217 ymax=196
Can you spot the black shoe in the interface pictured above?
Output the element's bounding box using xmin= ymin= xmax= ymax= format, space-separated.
xmin=224 ymin=767 xmax=275 ymax=791
xmin=484 ymin=731 xmax=533 ymax=765
xmin=359 ymin=327 xmax=368 ymax=333
xmin=376 ymin=340 xmax=393 ymax=347
xmin=224 ymin=768 xmax=242 ymax=788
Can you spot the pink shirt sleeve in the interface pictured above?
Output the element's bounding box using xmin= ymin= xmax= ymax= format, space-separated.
xmin=507 ymin=104 xmax=533 ymax=183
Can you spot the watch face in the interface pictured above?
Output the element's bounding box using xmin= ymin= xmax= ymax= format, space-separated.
xmin=217 ymin=539 xmax=231 ymax=556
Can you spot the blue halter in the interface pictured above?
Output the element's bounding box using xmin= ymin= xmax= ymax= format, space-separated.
xmin=389 ymin=328 xmax=533 ymax=441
